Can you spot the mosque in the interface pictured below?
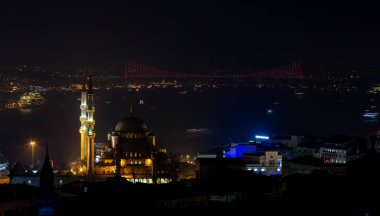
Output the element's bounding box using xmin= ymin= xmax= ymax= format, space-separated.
xmin=79 ymin=76 xmax=171 ymax=184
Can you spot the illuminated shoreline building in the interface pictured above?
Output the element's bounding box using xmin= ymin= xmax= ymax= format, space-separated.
xmin=79 ymin=77 xmax=171 ymax=183
xmin=79 ymin=76 xmax=95 ymax=178
xmin=92 ymin=109 xmax=171 ymax=184
xmin=197 ymin=138 xmax=285 ymax=180
xmin=95 ymin=111 xmax=158 ymax=183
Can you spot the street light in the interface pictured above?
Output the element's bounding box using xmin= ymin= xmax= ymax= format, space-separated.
xmin=30 ymin=140 xmax=36 ymax=168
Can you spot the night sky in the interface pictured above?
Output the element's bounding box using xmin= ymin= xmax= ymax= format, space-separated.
xmin=1 ymin=0 xmax=380 ymax=71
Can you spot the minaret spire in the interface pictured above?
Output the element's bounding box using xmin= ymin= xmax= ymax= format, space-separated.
xmin=79 ymin=74 xmax=89 ymax=161
xmin=82 ymin=75 xmax=86 ymax=92
xmin=86 ymin=75 xmax=95 ymax=180
xmin=40 ymin=144 xmax=54 ymax=194
xmin=88 ymin=75 xmax=93 ymax=94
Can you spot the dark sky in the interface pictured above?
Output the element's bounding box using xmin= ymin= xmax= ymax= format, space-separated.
xmin=1 ymin=0 xmax=380 ymax=71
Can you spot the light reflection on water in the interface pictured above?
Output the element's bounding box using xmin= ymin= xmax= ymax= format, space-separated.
xmin=0 ymin=89 xmax=378 ymax=165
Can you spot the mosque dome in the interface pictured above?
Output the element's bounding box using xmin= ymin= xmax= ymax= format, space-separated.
xmin=115 ymin=113 xmax=148 ymax=133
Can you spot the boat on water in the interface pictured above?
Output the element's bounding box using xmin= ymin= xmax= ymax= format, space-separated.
xmin=5 ymin=102 xmax=18 ymax=109
xmin=186 ymin=128 xmax=212 ymax=135
xmin=363 ymin=112 xmax=378 ymax=119
xmin=362 ymin=102 xmax=379 ymax=121
xmin=18 ymin=92 xmax=46 ymax=108
xmin=294 ymin=90 xmax=305 ymax=96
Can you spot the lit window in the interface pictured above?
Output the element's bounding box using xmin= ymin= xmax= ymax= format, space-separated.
xmin=28 ymin=179 xmax=32 ymax=184
xmin=138 ymin=161 xmax=141 ymax=164
xmin=134 ymin=152 xmax=137 ymax=157
xmin=59 ymin=179 xmax=63 ymax=184
xmin=277 ymin=160 xmax=282 ymax=167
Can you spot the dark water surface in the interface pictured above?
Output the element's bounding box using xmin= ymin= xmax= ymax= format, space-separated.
xmin=0 ymin=88 xmax=378 ymax=165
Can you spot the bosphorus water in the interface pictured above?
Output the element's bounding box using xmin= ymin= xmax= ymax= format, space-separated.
xmin=0 ymin=88 xmax=378 ymax=166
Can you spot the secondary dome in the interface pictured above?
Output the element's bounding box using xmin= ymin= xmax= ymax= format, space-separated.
xmin=115 ymin=114 xmax=148 ymax=133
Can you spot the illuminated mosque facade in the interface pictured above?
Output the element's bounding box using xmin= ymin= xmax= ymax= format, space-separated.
xmin=79 ymin=77 xmax=171 ymax=183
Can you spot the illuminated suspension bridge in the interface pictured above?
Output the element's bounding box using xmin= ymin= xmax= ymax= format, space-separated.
xmin=99 ymin=60 xmax=337 ymax=82
xmin=124 ymin=60 xmax=303 ymax=80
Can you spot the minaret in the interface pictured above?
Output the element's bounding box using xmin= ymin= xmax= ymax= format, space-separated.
xmin=40 ymin=145 xmax=54 ymax=194
xmin=37 ymin=145 xmax=58 ymax=216
xmin=86 ymin=75 xmax=96 ymax=178
xmin=79 ymin=77 xmax=88 ymax=161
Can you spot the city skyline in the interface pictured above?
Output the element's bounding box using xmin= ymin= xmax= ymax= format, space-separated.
xmin=1 ymin=2 xmax=380 ymax=215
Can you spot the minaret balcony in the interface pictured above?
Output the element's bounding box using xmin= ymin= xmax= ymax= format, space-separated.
xmin=86 ymin=107 xmax=95 ymax=112
xmin=80 ymin=125 xmax=88 ymax=131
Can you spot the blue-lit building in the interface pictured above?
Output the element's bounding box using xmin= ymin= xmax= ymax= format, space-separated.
xmin=197 ymin=139 xmax=287 ymax=179
xmin=243 ymin=151 xmax=282 ymax=176
xmin=224 ymin=143 xmax=256 ymax=158
xmin=223 ymin=141 xmax=283 ymax=176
